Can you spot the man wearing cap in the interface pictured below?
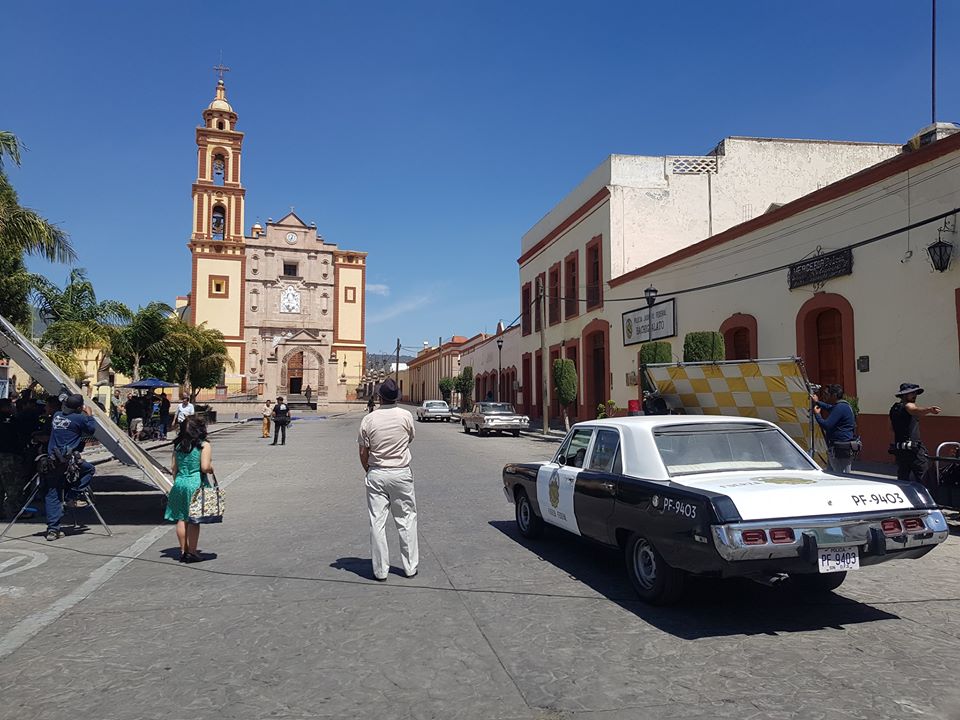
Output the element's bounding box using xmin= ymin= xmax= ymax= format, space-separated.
xmin=889 ymin=383 xmax=941 ymax=484
xmin=43 ymin=394 xmax=97 ymax=541
xmin=357 ymin=378 xmax=418 ymax=581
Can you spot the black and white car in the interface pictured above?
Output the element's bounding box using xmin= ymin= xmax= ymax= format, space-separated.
xmin=502 ymin=416 xmax=948 ymax=604
xmin=416 ymin=400 xmax=452 ymax=422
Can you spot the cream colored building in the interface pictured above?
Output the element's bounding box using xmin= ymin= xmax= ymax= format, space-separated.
xmin=517 ymin=136 xmax=900 ymax=423
xmin=405 ymin=334 xmax=487 ymax=405
xmin=604 ymin=124 xmax=960 ymax=462
xmin=182 ymin=77 xmax=366 ymax=401
xmin=458 ymin=324 xmax=520 ymax=405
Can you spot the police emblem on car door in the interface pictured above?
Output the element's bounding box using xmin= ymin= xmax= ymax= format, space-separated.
xmin=536 ymin=428 xmax=594 ymax=536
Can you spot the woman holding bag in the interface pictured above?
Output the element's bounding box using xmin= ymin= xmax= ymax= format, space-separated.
xmin=165 ymin=416 xmax=214 ymax=563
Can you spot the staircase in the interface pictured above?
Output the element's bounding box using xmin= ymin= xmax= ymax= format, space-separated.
xmin=283 ymin=393 xmax=318 ymax=412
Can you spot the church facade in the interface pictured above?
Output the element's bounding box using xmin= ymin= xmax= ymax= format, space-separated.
xmin=181 ymin=77 xmax=366 ymax=402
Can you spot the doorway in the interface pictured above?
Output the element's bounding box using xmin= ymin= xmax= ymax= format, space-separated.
xmin=816 ymin=309 xmax=843 ymax=387
xmin=287 ymin=351 xmax=304 ymax=395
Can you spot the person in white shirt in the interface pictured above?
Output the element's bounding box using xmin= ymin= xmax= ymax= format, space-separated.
xmin=173 ymin=398 xmax=195 ymax=428
xmin=357 ymin=378 xmax=417 ymax=581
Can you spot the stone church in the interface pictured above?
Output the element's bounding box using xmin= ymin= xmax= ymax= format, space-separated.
xmin=178 ymin=75 xmax=366 ymax=403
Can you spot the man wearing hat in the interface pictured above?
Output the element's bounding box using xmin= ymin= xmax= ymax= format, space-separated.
xmin=43 ymin=394 xmax=97 ymax=541
xmin=889 ymin=383 xmax=941 ymax=484
xmin=357 ymin=378 xmax=418 ymax=581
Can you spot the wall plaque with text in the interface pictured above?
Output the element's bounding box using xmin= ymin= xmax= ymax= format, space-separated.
xmin=622 ymin=299 xmax=677 ymax=346
xmin=788 ymin=248 xmax=853 ymax=289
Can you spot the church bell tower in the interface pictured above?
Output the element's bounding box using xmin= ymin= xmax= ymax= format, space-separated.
xmin=188 ymin=66 xmax=247 ymax=391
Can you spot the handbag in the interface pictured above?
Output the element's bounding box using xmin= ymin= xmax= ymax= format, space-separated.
xmin=188 ymin=473 xmax=225 ymax=524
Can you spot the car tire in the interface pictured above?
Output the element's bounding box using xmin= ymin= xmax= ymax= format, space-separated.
xmin=479 ymin=426 xmax=488 ymax=437
xmin=624 ymin=534 xmax=686 ymax=605
xmin=463 ymin=422 xmax=470 ymax=434
xmin=515 ymin=489 xmax=544 ymax=539
xmin=512 ymin=430 xmax=520 ymax=437
xmin=790 ymin=571 xmax=847 ymax=594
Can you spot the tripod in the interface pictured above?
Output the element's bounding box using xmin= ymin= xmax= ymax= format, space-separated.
xmin=0 ymin=455 xmax=112 ymax=540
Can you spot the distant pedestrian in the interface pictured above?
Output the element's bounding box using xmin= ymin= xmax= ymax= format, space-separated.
xmin=357 ymin=378 xmax=417 ymax=581
xmin=173 ymin=397 xmax=195 ymax=429
xmin=261 ymin=399 xmax=273 ymax=438
xmin=889 ymin=382 xmax=941 ymax=484
xmin=304 ymin=385 xmax=313 ymax=405
xmin=165 ymin=417 xmax=214 ymax=563
xmin=271 ymin=397 xmax=290 ymax=445
xmin=485 ymin=390 xmax=494 ymax=402
xmin=814 ymin=384 xmax=859 ymax=474
xmin=159 ymin=393 xmax=171 ymax=437
xmin=367 ymin=396 xmax=376 ymax=413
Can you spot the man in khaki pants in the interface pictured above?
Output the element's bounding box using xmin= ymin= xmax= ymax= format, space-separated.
xmin=261 ymin=399 xmax=273 ymax=438
xmin=358 ymin=378 xmax=417 ymax=581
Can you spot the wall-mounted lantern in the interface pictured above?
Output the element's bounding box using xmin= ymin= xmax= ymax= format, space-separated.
xmin=927 ymin=237 xmax=954 ymax=272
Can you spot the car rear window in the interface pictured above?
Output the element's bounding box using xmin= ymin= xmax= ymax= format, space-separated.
xmin=425 ymin=402 xmax=447 ymax=409
xmin=482 ymin=403 xmax=516 ymax=414
xmin=653 ymin=425 xmax=815 ymax=476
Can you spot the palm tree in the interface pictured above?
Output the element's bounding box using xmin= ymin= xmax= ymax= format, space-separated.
xmin=111 ymin=302 xmax=176 ymax=382
xmin=163 ymin=320 xmax=234 ymax=401
xmin=34 ymin=269 xmax=132 ymax=381
xmin=0 ymin=131 xmax=76 ymax=263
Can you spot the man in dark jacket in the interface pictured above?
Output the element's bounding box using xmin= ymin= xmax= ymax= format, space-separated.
xmin=889 ymin=382 xmax=940 ymax=484
xmin=271 ymin=396 xmax=290 ymax=446
xmin=814 ymin=384 xmax=858 ymax=474
xmin=44 ymin=394 xmax=96 ymax=541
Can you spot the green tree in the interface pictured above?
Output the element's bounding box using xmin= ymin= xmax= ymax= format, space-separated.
xmin=683 ymin=331 xmax=725 ymax=362
xmin=161 ymin=320 xmax=234 ymax=401
xmin=110 ymin=302 xmax=176 ymax=382
xmin=454 ymin=366 xmax=474 ymax=412
xmin=552 ymin=358 xmax=578 ymax=431
xmin=34 ymin=269 xmax=131 ymax=380
xmin=0 ymin=131 xmax=76 ymax=326
xmin=438 ymin=376 xmax=455 ymax=404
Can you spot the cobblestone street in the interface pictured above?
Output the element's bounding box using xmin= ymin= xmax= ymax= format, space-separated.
xmin=1 ymin=410 xmax=959 ymax=720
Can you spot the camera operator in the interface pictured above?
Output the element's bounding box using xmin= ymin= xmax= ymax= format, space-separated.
xmin=813 ymin=384 xmax=859 ymax=475
xmin=43 ymin=394 xmax=96 ymax=541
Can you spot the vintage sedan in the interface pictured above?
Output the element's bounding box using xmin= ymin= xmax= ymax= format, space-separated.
xmin=462 ymin=402 xmax=530 ymax=437
xmin=416 ymin=400 xmax=452 ymax=422
xmin=502 ymin=416 xmax=948 ymax=604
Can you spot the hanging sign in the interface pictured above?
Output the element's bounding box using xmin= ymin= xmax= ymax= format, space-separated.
xmin=622 ymin=299 xmax=676 ymax=346
xmin=788 ymin=248 xmax=853 ymax=289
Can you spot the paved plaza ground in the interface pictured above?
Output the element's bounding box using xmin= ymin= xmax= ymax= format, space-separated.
xmin=1 ymin=410 xmax=959 ymax=720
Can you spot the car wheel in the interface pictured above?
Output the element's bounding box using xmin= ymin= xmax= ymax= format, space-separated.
xmin=515 ymin=489 xmax=544 ymax=539
xmin=463 ymin=422 xmax=470 ymax=434
xmin=479 ymin=426 xmax=488 ymax=437
xmin=790 ymin=572 xmax=847 ymax=594
xmin=512 ymin=430 xmax=520 ymax=437
xmin=624 ymin=533 xmax=686 ymax=605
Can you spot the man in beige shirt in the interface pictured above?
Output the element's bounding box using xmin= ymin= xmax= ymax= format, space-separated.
xmin=358 ymin=378 xmax=417 ymax=581
xmin=261 ymin=399 xmax=273 ymax=438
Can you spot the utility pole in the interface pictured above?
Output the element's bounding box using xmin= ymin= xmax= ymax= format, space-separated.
xmin=395 ymin=338 xmax=400 ymax=385
xmin=537 ymin=277 xmax=548 ymax=434
xmin=932 ymin=0 xmax=937 ymax=124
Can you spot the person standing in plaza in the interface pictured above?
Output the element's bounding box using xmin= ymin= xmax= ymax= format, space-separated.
xmin=261 ymin=399 xmax=273 ymax=438
xmin=357 ymin=378 xmax=418 ymax=581
xmin=44 ymin=394 xmax=96 ymax=541
xmin=165 ymin=416 xmax=214 ymax=563
xmin=889 ymin=383 xmax=941 ymax=484
xmin=173 ymin=396 xmax=195 ymax=430
xmin=813 ymin=384 xmax=858 ymax=475
xmin=159 ymin=392 xmax=171 ymax=437
xmin=271 ymin=396 xmax=290 ymax=445
xmin=304 ymin=385 xmax=313 ymax=406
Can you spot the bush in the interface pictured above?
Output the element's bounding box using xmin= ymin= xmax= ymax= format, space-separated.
xmin=438 ymin=377 xmax=455 ymax=403
xmin=683 ymin=331 xmax=725 ymax=362
xmin=553 ymin=359 xmax=578 ymax=430
xmin=596 ymin=399 xmax=622 ymax=419
xmin=454 ymin=367 xmax=474 ymax=412
xmin=638 ymin=341 xmax=672 ymax=365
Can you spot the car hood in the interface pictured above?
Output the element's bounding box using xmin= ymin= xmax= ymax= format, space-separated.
xmin=670 ymin=471 xmax=922 ymax=521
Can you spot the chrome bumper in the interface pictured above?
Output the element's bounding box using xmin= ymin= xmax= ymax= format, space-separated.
xmin=483 ymin=421 xmax=528 ymax=430
xmin=711 ymin=509 xmax=949 ymax=562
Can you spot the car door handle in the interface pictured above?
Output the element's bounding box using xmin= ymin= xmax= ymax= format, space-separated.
xmin=601 ymin=482 xmax=616 ymax=491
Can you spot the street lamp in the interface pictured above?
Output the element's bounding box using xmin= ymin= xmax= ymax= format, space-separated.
xmin=928 ymin=237 xmax=954 ymax=272
xmin=644 ymin=285 xmax=658 ymax=342
xmin=496 ymin=335 xmax=504 ymax=402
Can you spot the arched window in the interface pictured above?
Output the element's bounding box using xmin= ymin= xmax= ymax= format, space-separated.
xmin=211 ymin=205 xmax=226 ymax=241
xmin=216 ymin=120 xmax=225 ymax=131
xmin=720 ymin=314 xmax=758 ymax=361
xmin=212 ymin=155 xmax=225 ymax=187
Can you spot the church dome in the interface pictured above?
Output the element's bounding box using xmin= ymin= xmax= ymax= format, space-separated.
xmin=207 ymin=79 xmax=234 ymax=113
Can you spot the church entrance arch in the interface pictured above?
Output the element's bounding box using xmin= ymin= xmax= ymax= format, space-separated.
xmin=279 ymin=347 xmax=326 ymax=396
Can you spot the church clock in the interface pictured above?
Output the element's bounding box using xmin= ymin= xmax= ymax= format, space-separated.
xmin=280 ymin=286 xmax=301 ymax=313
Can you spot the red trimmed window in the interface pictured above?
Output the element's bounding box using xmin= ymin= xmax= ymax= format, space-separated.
xmin=521 ymin=283 xmax=532 ymax=336
xmin=586 ymin=237 xmax=602 ymax=310
xmin=534 ymin=273 xmax=544 ymax=332
xmin=564 ymin=252 xmax=578 ymax=319
xmin=548 ymin=264 xmax=560 ymax=325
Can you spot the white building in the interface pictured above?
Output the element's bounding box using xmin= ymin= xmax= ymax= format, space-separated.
xmin=517 ymin=136 xmax=900 ymax=422
xmin=458 ymin=324 xmax=520 ymax=405
xmin=603 ymin=124 xmax=960 ymax=462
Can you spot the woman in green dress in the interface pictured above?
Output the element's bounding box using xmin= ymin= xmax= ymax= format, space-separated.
xmin=165 ymin=416 xmax=214 ymax=562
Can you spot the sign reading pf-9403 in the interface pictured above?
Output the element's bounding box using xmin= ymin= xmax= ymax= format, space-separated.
xmin=622 ymin=298 xmax=677 ymax=346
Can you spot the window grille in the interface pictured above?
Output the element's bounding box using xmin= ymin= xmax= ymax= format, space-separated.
xmin=670 ymin=156 xmax=718 ymax=175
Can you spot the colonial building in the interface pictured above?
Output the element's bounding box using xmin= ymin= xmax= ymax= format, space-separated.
xmin=517 ymin=136 xmax=901 ymax=422
xmin=182 ymin=76 xmax=366 ymax=402
xmin=458 ymin=324 xmax=520 ymax=406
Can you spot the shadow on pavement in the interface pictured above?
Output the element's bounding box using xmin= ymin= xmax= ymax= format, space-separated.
xmin=489 ymin=520 xmax=900 ymax=639
xmin=331 ymin=556 xmax=377 ymax=580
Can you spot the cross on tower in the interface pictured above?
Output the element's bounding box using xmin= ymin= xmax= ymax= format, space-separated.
xmin=213 ymin=56 xmax=230 ymax=81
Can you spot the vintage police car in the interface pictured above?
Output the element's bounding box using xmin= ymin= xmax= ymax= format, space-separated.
xmin=502 ymin=416 xmax=948 ymax=604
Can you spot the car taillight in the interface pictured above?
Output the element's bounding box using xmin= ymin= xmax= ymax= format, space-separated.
xmin=881 ymin=518 xmax=903 ymax=536
xmin=769 ymin=527 xmax=795 ymax=544
xmin=902 ymin=517 xmax=925 ymax=532
xmin=741 ymin=529 xmax=767 ymax=545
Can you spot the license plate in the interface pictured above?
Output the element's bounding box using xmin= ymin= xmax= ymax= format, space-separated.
xmin=818 ymin=545 xmax=860 ymax=573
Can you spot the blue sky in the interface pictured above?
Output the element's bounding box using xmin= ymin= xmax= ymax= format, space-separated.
xmin=4 ymin=1 xmax=958 ymax=355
